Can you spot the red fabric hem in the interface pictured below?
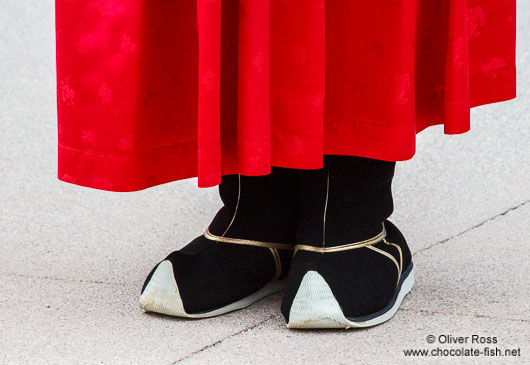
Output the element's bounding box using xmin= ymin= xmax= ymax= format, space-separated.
xmin=54 ymin=0 xmax=517 ymax=192
xmin=58 ymin=91 xmax=516 ymax=192
xmin=58 ymin=142 xmax=198 ymax=192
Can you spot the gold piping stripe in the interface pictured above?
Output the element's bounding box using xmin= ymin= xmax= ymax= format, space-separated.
xmin=221 ymin=175 xmax=241 ymax=237
xmin=384 ymin=238 xmax=403 ymax=281
xmin=204 ymin=228 xmax=294 ymax=251
xmin=366 ymin=245 xmax=401 ymax=284
xmin=322 ymin=172 xmax=330 ymax=247
xmin=294 ymin=223 xmax=402 ymax=284
xmin=269 ymin=248 xmax=282 ymax=280
xmin=294 ymin=226 xmax=386 ymax=254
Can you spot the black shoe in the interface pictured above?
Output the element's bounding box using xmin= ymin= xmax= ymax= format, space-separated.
xmin=281 ymin=156 xmax=414 ymax=328
xmin=140 ymin=168 xmax=297 ymax=318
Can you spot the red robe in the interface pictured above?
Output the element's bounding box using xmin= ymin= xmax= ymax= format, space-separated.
xmin=55 ymin=0 xmax=516 ymax=190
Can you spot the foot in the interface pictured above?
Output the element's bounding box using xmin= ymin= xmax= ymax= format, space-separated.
xmin=281 ymin=220 xmax=414 ymax=328
xmin=139 ymin=169 xmax=297 ymax=318
xmin=139 ymin=233 xmax=293 ymax=318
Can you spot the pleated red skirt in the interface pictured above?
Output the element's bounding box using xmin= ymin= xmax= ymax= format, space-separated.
xmin=55 ymin=0 xmax=516 ymax=190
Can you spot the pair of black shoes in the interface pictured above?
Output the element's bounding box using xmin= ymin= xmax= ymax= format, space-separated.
xmin=139 ymin=156 xmax=414 ymax=328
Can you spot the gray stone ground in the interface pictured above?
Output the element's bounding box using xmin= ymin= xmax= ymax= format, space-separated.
xmin=1 ymin=1 xmax=529 ymax=364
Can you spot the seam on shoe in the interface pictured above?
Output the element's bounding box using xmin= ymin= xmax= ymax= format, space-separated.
xmin=322 ymin=172 xmax=330 ymax=247
xmin=383 ymin=238 xmax=403 ymax=281
xmin=222 ymin=174 xmax=241 ymax=237
xmin=293 ymin=222 xmax=402 ymax=285
xmin=269 ymin=248 xmax=281 ymax=280
xmin=204 ymin=228 xmax=294 ymax=251
xmin=294 ymin=224 xmax=386 ymax=254
xmin=366 ymin=245 xmax=401 ymax=285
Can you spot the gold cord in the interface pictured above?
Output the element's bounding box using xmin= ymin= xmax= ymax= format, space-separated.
xmin=221 ymin=175 xmax=241 ymax=237
xmin=204 ymin=228 xmax=294 ymax=251
xmin=294 ymin=223 xmax=402 ymax=283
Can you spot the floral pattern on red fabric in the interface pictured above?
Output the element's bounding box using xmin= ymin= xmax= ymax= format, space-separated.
xmin=55 ymin=0 xmax=516 ymax=191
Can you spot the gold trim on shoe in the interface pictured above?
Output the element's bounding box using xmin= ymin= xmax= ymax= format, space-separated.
xmin=294 ymin=223 xmax=403 ymax=284
xmin=205 ymin=175 xmax=292 ymax=292
xmin=203 ymin=229 xmax=291 ymax=285
xmin=366 ymin=245 xmax=401 ymax=285
xmin=269 ymin=248 xmax=282 ymax=281
xmin=294 ymin=226 xmax=386 ymax=254
xmin=383 ymin=238 xmax=403 ymax=282
xmin=204 ymin=228 xmax=294 ymax=251
xmin=322 ymin=172 xmax=330 ymax=247
xmin=221 ymin=175 xmax=241 ymax=237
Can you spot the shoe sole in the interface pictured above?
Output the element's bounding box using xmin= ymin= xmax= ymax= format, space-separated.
xmin=286 ymin=264 xmax=415 ymax=329
xmin=139 ymin=260 xmax=285 ymax=318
